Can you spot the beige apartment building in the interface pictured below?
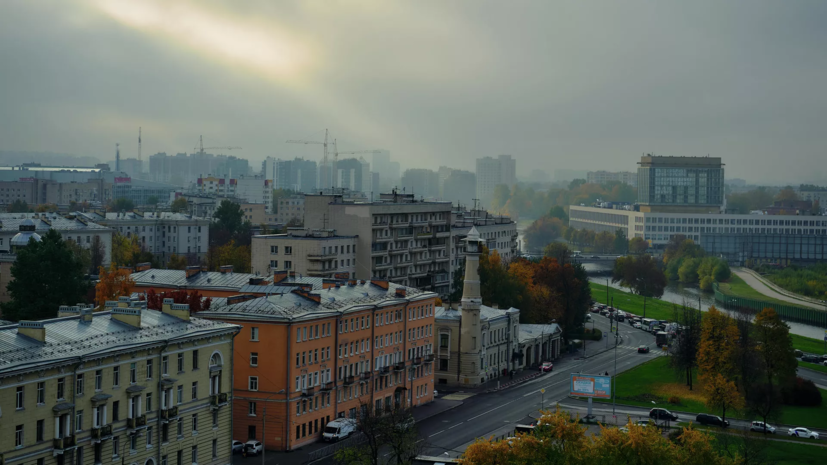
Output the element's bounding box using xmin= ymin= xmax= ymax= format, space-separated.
xmin=0 ymin=299 xmax=240 ymax=465
xmin=239 ymin=204 xmax=278 ymax=227
xmin=250 ymin=229 xmax=358 ymax=279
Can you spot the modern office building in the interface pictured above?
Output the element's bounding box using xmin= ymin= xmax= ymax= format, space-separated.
xmin=476 ymin=155 xmax=517 ymax=208
xmin=76 ymin=211 xmax=209 ymax=262
xmin=250 ymin=229 xmax=358 ymax=278
xmin=304 ymin=192 xmax=453 ymax=294
xmin=0 ymin=300 xmax=240 ymax=465
xmin=197 ymin=278 xmax=437 ymax=451
xmin=636 ymin=155 xmax=725 ymax=213
xmin=586 ymin=170 xmax=637 ymax=187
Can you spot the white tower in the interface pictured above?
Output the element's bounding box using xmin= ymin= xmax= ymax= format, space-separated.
xmin=459 ymin=226 xmax=485 ymax=385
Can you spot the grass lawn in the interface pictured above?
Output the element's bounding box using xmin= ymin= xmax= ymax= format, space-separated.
xmin=588 ymin=282 xmax=826 ymax=354
xmin=762 ymin=441 xmax=827 ymax=465
xmin=587 ymin=357 xmax=827 ymax=429
xmin=799 ymin=361 xmax=827 ymax=374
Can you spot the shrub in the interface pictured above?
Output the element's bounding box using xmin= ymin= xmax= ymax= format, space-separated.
xmin=699 ymin=276 xmax=714 ymax=291
xmin=668 ymin=396 xmax=681 ymax=405
xmin=781 ymin=377 xmax=822 ymax=406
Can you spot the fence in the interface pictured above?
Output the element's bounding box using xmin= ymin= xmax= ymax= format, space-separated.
xmin=307 ymin=433 xmax=368 ymax=462
xmin=713 ymin=283 xmax=827 ymax=328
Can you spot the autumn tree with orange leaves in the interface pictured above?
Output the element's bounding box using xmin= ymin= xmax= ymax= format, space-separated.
xmin=697 ymin=307 xmax=743 ymax=423
xmin=95 ymin=264 xmax=136 ymax=309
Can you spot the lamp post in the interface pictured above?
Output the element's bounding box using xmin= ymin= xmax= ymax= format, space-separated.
xmin=612 ymin=316 xmax=619 ymax=415
xmin=262 ymin=389 xmax=286 ymax=465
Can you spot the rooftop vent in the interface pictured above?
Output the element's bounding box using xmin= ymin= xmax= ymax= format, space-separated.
xmin=162 ymin=299 xmax=190 ymax=321
xmin=112 ymin=307 xmax=142 ymax=328
xmin=18 ymin=320 xmax=46 ymax=342
xmin=136 ymin=262 xmax=152 ymax=272
xmin=220 ymin=265 xmax=234 ymax=274
xmin=80 ymin=307 xmax=93 ymax=324
xmin=185 ymin=265 xmax=201 ymax=279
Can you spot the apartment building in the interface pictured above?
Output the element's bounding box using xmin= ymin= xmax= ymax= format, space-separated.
xmin=475 ymin=155 xmax=516 ymax=208
xmin=194 ymin=177 xmax=236 ymax=198
xmin=586 ymin=170 xmax=637 ymax=187
xmin=0 ymin=179 xmax=112 ymax=207
xmin=250 ymin=229 xmax=357 ymax=278
xmin=76 ymin=212 xmax=209 ymax=262
xmin=276 ymin=195 xmax=305 ymax=225
xmin=304 ymin=192 xmax=453 ymax=295
xmin=234 ymin=176 xmax=272 ymax=212
xmin=240 ymin=204 xmax=278 ymax=227
xmin=449 ymin=208 xmax=518 ymax=289
xmin=198 ymin=278 xmax=437 ymax=451
xmin=0 ymin=213 xmax=113 ymax=262
xmin=0 ymin=300 xmax=240 ymax=465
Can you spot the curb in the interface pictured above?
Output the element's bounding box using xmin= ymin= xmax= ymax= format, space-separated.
xmin=482 ymin=371 xmax=546 ymax=393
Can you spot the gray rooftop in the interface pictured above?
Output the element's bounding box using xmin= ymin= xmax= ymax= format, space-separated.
xmin=0 ymin=309 xmax=239 ymax=376
xmin=77 ymin=211 xmax=208 ymax=222
xmin=435 ymin=305 xmax=519 ymax=323
xmin=132 ymin=269 xmax=267 ymax=291
xmin=199 ymin=280 xmax=435 ymax=322
xmin=518 ymin=324 xmax=562 ymax=344
xmin=0 ymin=213 xmax=110 ymax=232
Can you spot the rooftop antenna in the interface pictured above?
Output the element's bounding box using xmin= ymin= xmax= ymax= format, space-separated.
xmin=115 ymin=143 xmax=120 ymax=172
xmin=138 ymin=127 xmax=142 ymax=162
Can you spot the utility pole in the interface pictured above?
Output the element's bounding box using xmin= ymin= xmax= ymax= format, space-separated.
xmin=612 ymin=314 xmax=619 ymax=415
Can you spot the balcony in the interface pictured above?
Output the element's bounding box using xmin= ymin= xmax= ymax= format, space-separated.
xmin=413 ymin=357 xmax=422 ymax=366
xmin=371 ymin=247 xmax=388 ymax=257
xmin=388 ymin=248 xmax=406 ymax=255
xmin=374 ymin=262 xmax=392 ymax=271
xmin=373 ymin=235 xmax=393 ymax=243
xmin=429 ymin=219 xmax=447 ymax=226
xmin=435 ymin=256 xmax=449 ymax=263
xmin=429 ymin=244 xmax=446 ymax=251
xmin=319 ymin=381 xmax=333 ymax=392
xmin=511 ymin=233 xmax=519 ymax=240
xmin=307 ymin=253 xmax=337 ymax=261
xmin=360 ymin=371 xmax=372 ymax=381
xmin=410 ymin=245 xmax=427 ymax=253
xmin=435 ymin=231 xmax=450 ymax=238
xmin=393 ymin=361 xmax=406 ymax=372
xmin=372 ymin=221 xmax=389 ymax=229
xmin=127 ymin=415 xmax=147 ymax=429
xmin=53 ymin=435 xmax=76 ymax=451
xmin=390 ymin=222 xmax=411 ymax=229
xmin=343 ymin=375 xmax=355 ymax=386
xmin=416 ymin=231 xmax=433 ymax=239
xmin=424 ymin=354 xmax=435 ymax=363
xmin=409 ymin=270 xmax=428 ymax=278
xmin=379 ymin=366 xmax=390 ymax=375
xmin=302 ymin=386 xmax=316 ymax=397
xmin=160 ymin=406 xmax=179 ymax=421
xmin=91 ymin=424 xmax=113 ymax=441
xmin=210 ymin=393 xmax=229 ymax=408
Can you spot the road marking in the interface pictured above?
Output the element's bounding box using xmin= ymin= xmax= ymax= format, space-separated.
xmin=428 ymin=429 xmax=446 ymax=437
xmin=467 ymin=399 xmax=517 ymax=421
xmin=448 ymin=423 xmax=463 ymax=429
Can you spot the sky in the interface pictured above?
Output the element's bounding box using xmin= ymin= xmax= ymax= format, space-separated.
xmin=1 ymin=0 xmax=826 ymax=184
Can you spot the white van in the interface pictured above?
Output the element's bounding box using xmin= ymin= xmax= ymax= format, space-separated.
xmin=322 ymin=419 xmax=357 ymax=442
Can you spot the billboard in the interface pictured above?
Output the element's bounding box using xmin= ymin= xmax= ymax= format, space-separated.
xmin=570 ymin=374 xmax=611 ymax=398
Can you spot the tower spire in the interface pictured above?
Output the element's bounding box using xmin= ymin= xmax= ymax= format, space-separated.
xmin=459 ymin=225 xmax=484 ymax=386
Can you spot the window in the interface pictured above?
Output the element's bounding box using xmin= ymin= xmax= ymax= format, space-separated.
xmin=57 ymin=377 xmax=65 ymax=399
xmin=249 ymin=402 xmax=257 ymax=416
xmin=37 ymin=419 xmax=44 ymax=442
xmin=192 ymin=350 xmax=199 ymax=370
xmin=130 ymin=363 xmax=137 ymax=384
xmin=249 ymin=377 xmax=259 ymax=391
xmin=75 ymin=410 xmax=83 ymax=431
xmin=162 ymin=356 xmax=169 ymax=375
xmin=37 ymin=381 xmax=45 ymax=404
xmin=285 ymin=246 xmax=292 ymax=255
xmin=113 ymin=436 xmax=120 ymax=458
xmin=16 ymin=386 xmax=23 ymax=409
xmin=146 ymin=426 xmax=153 ymax=447
xmin=113 ymin=401 xmax=120 ymax=421
xmin=15 ymin=425 xmax=23 ymax=448
xmin=178 ymin=353 xmax=184 ymax=373
xmin=146 ymin=359 xmax=154 ymax=379
xmin=191 ymin=414 xmax=198 ymax=434
xmin=285 ymin=260 xmax=292 ymax=269
xmin=191 ymin=382 xmax=198 ymax=400
xmin=177 ymin=419 xmax=184 ymax=437
xmin=76 ymin=373 xmax=84 ymax=395
xmin=177 ymin=449 xmax=183 ymax=465
xmin=250 ymin=352 xmax=258 ymax=366
xmin=212 ymin=439 xmax=218 ymax=459
xmin=270 ymin=245 xmax=278 ymax=254
xmin=177 ymin=385 xmax=183 ymax=404
xmin=113 ymin=366 xmax=121 ymax=387
xmin=146 ymin=392 xmax=153 ymax=411
xmin=191 ymin=445 xmax=198 ymax=465
xmin=95 ymin=370 xmax=102 ymax=390
xmin=251 ymin=327 xmax=259 ymax=341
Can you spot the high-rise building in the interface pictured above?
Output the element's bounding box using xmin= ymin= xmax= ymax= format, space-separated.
xmin=400 ymin=169 xmax=439 ymax=200
xmin=335 ymin=158 xmax=366 ymax=194
xmin=442 ymin=170 xmax=476 ymax=208
xmin=637 ymin=155 xmax=724 ymax=213
xmin=267 ymin=157 xmax=318 ymax=193
xmin=371 ymin=150 xmax=400 ymax=189
xmin=475 ymin=155 xmax=517 ymax=207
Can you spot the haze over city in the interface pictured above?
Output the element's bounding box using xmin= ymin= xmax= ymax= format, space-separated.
xmin=2 ymin=0 xmax=826 ymax=184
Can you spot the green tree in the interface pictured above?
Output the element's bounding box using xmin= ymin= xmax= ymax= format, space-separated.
xmin=594 ymin=231 xmax=614 ymax=253
xmin=775 ymin=186 xmax=799 ymax=201
xmin=1 ymin=230 xmax=90 ymax=321
xmin=678 ymin=258 xmax=701 ymax=283
xmin=213 ymin=200 xmax=244 ymax=234
xmin=109 ymin=197 xmax=135 ymax=212
xmin=524 ymin=216 xmax=565 ymax=251
xmin=568 ymin=178 xmax=586 ymax=190
xmin=713 ymin=262 xmax=731 ymax=282
xmin=750 ymin=308 xmax=798 ymax=431
xmin=628 ymin=236 xmax=648 ymax=254
xmin=613 ymin=228 xmax=627 ymax=254
xmin=543 ymin=242 xmax=571 ymax=264
xmin=7 ymin=199 xmax=29 ymax=213
xmin=490 ymin=184 xmax=512 ymax=212
xmin=726 ymin=188 xmax=774 ymax=214
xmin=548 ymin=205 xmax=568 ymax=222
xmin=448 ymin=262 xmax=465 ymax=304
xmin=612 ymin=254 xmax=667 ymax=298
xmin=166 ymin=254 xmax=188 ymax=270
xmin=170 ymin=196 xmax=189 ymax=213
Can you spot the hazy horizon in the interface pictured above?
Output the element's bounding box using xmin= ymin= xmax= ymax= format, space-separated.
xmin=1 ymin=0 xmax=826 ymax=184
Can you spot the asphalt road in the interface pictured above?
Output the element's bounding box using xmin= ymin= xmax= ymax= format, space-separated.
xmin=417 ymin=312 xmax=660 ymax=458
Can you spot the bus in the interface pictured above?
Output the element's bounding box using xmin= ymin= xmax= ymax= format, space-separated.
xmin=656 ymin=331 xmax=669 ymax=347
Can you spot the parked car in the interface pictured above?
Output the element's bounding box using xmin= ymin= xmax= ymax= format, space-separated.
xmin=637 ymin=345 xmax=650 ymax=354
xmin=788 ymin=427 xmax=820 ymax=439
xmin=801 ymin=354 xmax=822 ymax=363
xmin=696 ymin=413 xmax=729 ymax=428
xmin=823 ymin=360 xmax=827 ymax=367
xmin=749 ymin=421 xmax=776 ymax=434
xmin=633 ymin=323 xmax=642 ymax=329
xmin=635 ymin=419 xmax=652 ymax=427
xmin=591 ymin=255 xmax=601 ymax=259
xmin=231 ymin=440 xmax=244 ymax=454
xmin=540 ymin=362 xmax=554 ymax=372
xmin=244 ymin=441 xmax=262 ymax=456
xmin=585 ymin=314 xmax=592 ymax=321
xmin=649 ymin=408 xmax=679 ymax=421
xmin=323 ymin=419 xmax=357 ymax=442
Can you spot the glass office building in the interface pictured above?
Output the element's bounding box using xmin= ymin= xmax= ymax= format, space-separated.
xmin=638 ymin=155 xmax=724 ymax=207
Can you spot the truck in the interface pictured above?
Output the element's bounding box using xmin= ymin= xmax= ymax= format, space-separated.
xmin=656 ymin=331 xmax=669 ymax=348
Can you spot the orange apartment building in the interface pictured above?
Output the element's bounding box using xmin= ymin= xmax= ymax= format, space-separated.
xmin=197 ymin=278 xmax=437 ymax=451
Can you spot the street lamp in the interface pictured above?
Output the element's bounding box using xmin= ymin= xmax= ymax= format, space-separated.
xmin=262 ymin=389 xmax=286 ymax=465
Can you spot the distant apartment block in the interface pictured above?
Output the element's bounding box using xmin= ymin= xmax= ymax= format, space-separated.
xmin=400 ymin=169 xmax=440 ymax=199
xmin=276 ymin=195 xmax=305 ymax=224
xmin=251 ymin=229 xmax=358 ymax=278
xmin=240 ymin=203 xmax=279 ymax=226
xmin=234 ymin=175 xmax=273 ymax=211
xmin=0 ymin=178 xmax=111 ymax=206
xmin=149 ymin=151 xmax=250 ymax=185
xmin=442 ymin=170 xmax=476 ymax=208
xmin=195 ymin=176 xmax=237 ymax=197
xmin=449 ymin=208 xmax=518 ymax=288
xmin=476 ymin=155 xmax=516 ymax=208
xmin=586 ymin=170 xmax=637 ymax=187
xmin=263 ymin=157 xmax=318 ymax=193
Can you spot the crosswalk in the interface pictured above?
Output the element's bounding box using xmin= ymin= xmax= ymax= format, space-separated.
xmin=615 ymin=345 xmax=668 ymax=356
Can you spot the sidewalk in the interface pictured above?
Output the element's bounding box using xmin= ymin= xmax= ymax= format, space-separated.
xmin=737 ymin=267 xmax=827 ymax=309
xmin=733 ymin=268 xmax=825 ymax=310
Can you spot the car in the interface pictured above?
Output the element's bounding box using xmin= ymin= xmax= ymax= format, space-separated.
xmin=540 ymin=362 xmax=554 ymax=372
xmin=591 ymin=255 xmax=601 ymax=259
xmin=590 ymin=307 xmax=601 ymax=313
xmin=434 ymin=390 xmax=439 ymax=397
xmin=635 ymin=419 xmax=653 ymax=427
xmin=788 ymin=427 xmax=820 ymax=439
xmin=696 ymin=413 xmax=729 ymax=428
xmin=749 ymin=421 xmax=776 ymax=434
xmin=244 ymin=441 xmax=262 ymax=456
xmin=231 ymin=440 xmax=244 ymax=454
xmin=649 ymin=408 xmax=678 ymax=421
xmin=633 ymin=323 xmax=642 ymax=329
xmin=585 ymin=314 xmax=592 ymax=321
xmin=637 ymin=345 xmax=650 ymax=354
xmin=801 ymin=354 xmax=822 ymax=363
xmin=823 ymin=360 xmax=827 ymax=367
xmin=395 ymin=415 xmax=416 ymax=431
xmin=323 ymin=419 xmax=357 ymax=442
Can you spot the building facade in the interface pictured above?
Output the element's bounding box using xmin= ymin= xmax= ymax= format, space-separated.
xmin=194 ymin=178 xmax=237 ymax=198
xmin=0 ymin=179 xmax=112 ymax=207
xmin=636 ymin=155 xmax=724 ymax=213
xmin=449 ymin=209 xmax=518 ymax=291
xmin=0 ymin=213 xmax=113 ymax=264
xmin=304 ymin=193 xmax=453 ymax=294
xmin=400 ymin=169 xmax=439 ymax=200
xmin=275 ymin=196 xmax=305 ymax=225
xmin=475 ymin=155 xmax=516 ymax=208
xmin=250 ymin=229 xmax=358 ymax=278
xmin=198 ymin=279 xmax=437 ymax=451
xmin=0 ymin=300 xmax=240 ymax=465
xmin=240 ymin=204 xmax=278 ymax=227
xmin=234 ymin=176 xmax=272 ymax=212
xmin=586 ymin=171 xmax=637 ymax=187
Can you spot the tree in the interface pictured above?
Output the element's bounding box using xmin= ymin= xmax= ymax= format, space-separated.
xmin=208 ymin=240 xmax=251 ymax=273
xmin=629 ymin=236 xmax=648 ymax=254
xmin=548 ymin=205 xmax=568 ymax=223
xmin=671 ymin=301 xmax=702 ymax=391
xmin=713 ymin=262 xmax=731 ymax=282
xmin=7 ymin=198 xmax=29 ymax=213
xmin=543 ymin=242 xmax=571 ymax=264
xmin=111 ymin=233 xmax=140 ymax=266
xmin=726 ymin=188 xmax=774 ymax=214
xmin=448 ymin=262 xmax=465 ymax=304
xmin=613 ymin=228 xmax=627 ymax=254
xmin=594 ymin=231 xmax=614 ymax=253
xmin=678 ymin=258 xmax=701 ymax=283
xmin=333 ymin=403 xmax=422 ymax=465
xmin=568 ymin=178 xmax=586 ymax=190
xmin=166 ymin=254 xmax=188 ymax=270
xmin=0 ymin=229 xmax=90 ymax=321
xmin=612 ymin=255 xmax=667 ymax=298
xmin=479 ymin=248 xmax=525 ymax=310
xmin=109 ymin=197 xmax=135 ymax=212
xmin=65 ymin=238 xmax=92 ymax=274
xmin=90 ymin=235 xmax=106 ymax=274
xmin=35 ymin=203 xmax=58 ymax=212
xmin=750 ymin=308 xmax=797 ymax=431
xmin=775 ymin=186 xmax=799 ymax=202
xmin=489 ymin=184 xmax=512 ymax=212
xmin=698 ymin=307 xmax=739 ymax=378
xmin=214 ymin=200 xmax=244 ymax=232
xmin=142 ymin=289 xmax=211 ymax=313
xmin=170 ymin=196 xmax=189 ymax=213
xmin=524 ymin=216 xmax=565 ymax=251
xmin=95 ymin=264 xmax=135 ymax=308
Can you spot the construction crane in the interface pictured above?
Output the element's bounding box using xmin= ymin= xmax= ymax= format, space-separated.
xmin=337 ymin=149 xmax=381 ymax=155
xmin=287 ymin=129 xmax=333 ymax=188
xmin=286 ymin=129 xmax=330 ymax=165
xmin=193 ymin=135 xmax=242 ymax=155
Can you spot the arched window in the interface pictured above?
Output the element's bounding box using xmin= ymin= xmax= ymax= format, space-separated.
xmin=210 ymin=352 xmax=223 ymax=368
xmin=145 ymin=459 xmax=156 ymax=465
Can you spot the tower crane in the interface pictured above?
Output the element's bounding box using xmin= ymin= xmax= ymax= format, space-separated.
xmin=286 ymin=129 xmax=329 ymax=165
xmin=193 ymin=135 xmax=242 ymax=155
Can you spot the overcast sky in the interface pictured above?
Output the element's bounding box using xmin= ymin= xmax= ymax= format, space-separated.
xmin=1 ymin=0 xmax=826 ymax=184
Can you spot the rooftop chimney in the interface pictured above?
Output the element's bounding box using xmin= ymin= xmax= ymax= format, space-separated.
xmin=220 ymin=265 xmax=234 ymax=274
xmin=80 ymin=307 xmax=93 ymax=324
xmin=273 ymin=271 xmax=288 ymax=283
xmin=186 ymin=265 xmax=201 ymax=279
xmin=117 ymin=296 xmax=131 ymax=308
xmin=119 ymin=266 xmax=133 ymax=273
xmin=58 ymin=305 xmax=79 ymax=318
xmin=395 ymin=287 xmax=407 ymax=298
xmin=18 ymin=321 xmax=46 ymax=342
xmin=112 ymin=307 xmax=142 ymax=328
xmin=136 ymin=262 xmax=152 ymax=272
xmin=162 ymin=301 xmax=190 ymax=321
